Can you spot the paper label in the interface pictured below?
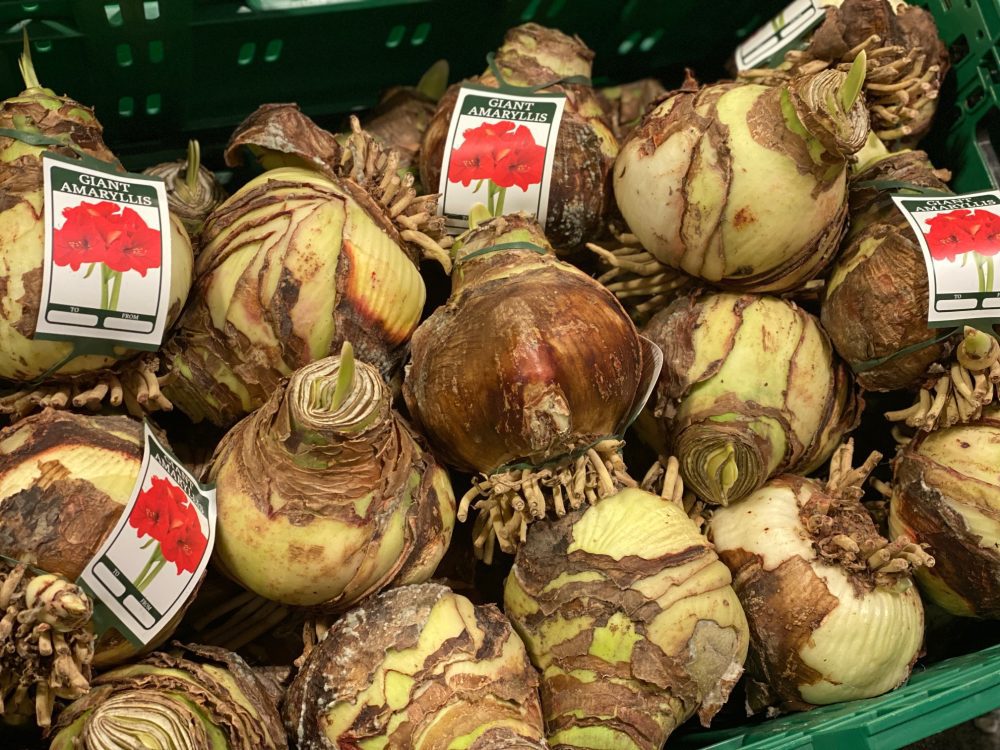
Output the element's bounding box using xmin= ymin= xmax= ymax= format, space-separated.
xmin=37 ymin=153 xmax=172 ymax=351
xmin=734 ymin=0 xmax=828 ymax=71
xmin=78 ymin=422 xmax=216 ymax=646
xmin=437 ymin=86 xmax=565 ymax=234
xmin=892 ymin=191 xmax=1000 ymax=327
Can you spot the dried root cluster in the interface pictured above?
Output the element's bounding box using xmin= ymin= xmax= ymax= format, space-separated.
xmin=0 ymin=562 xmax=94 ymax=728
xmin=459 ymin=438 xmax=635 ymax=562
xmin=0 ymin=355 xmax=174 ymax=422
xmin=887 ymin=328 xmax=1000 ymax=436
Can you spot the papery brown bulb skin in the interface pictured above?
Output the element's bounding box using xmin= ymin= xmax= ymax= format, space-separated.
xmin=404 ymin=215 xmax=644 ymax=474
xmin=822 ymin=150 xmax=952 ymax=391
xmin=890 ymin=413 xmax=1000 ymax=619
xmin=284 ymin=583 xmax=545 ymax=750
xmin=419 ymin=23 xmax=617 ymax=250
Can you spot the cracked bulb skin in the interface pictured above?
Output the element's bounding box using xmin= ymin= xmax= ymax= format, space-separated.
xmin=504 ymin=487 xmax=749 ymax=750
xmin=889 ymin=411 xmax=1000 ymax=619
xmin=284 ymin=583 xmax=547 ymax=750
xmin=644 ymin=293 xmax=861 ymax=507
xmin=614 ymin=63 xmax=869 ymax=293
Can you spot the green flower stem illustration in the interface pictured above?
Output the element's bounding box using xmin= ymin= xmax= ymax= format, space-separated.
xmin=134 ymin=546 xmax=167 ymax=593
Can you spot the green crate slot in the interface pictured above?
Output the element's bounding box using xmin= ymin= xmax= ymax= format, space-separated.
xmin=675 ymin=644 xmax=1000 ymax=750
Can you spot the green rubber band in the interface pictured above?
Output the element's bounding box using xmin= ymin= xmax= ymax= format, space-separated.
xmin=852 ymin=326 xmax=962 ymax=374
xmin=456 ymin=240 xmax=549 ymax=263
xmin=852 ymin=178 xmax=950 ymax=198
xmin=0 ymin=127 xmax=122 ymax=172
xmin=488 ymin=433 xmax=623 ymax=476
xmin=486 ymin=52 xmax=592 ymax=94
xmin=0 ymin=552 xmax=48 ymax=577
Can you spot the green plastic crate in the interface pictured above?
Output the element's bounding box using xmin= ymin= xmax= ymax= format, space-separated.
xmin=0 ymin=0 xmax=787 ymax=168
xmin=914 ymin=0 xmax=1000 ymax=190
xmin=0 ymin=3 xmax=996 ymax=746
xmin=671 ymin=643 xmax=1000 ymax=750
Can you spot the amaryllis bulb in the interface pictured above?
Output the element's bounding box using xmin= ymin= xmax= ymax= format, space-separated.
xmin=644 ymin=292 xmax=861 ymax=506
xmin=822 ymin=148 xmax=953 ymax=392
xmin=709 ymin=441 xmax=931 ymax=712
xmin=403 ymin=213 xmax=660 ymax=560
xmin=889 ymin=409 xmax=1000 ymax=618
xmin=144 ymin=139 xmax=227 ymax=244
xmin=284 ymin=583 xmax=546 ymax=750
xmin=419 ymin=23 xmax=617 ymax=251
xmin=50 ymin=644 xmax=287 ymax=750
xmin=164 ymin=118 xmax=450 ymax=426
xmin=614 ymin=61 xmax=869 ymax=293
xmin=0 ymin=410 xmax=194 ymax=668
xmin=505 ymin=485 xmax=749 ymax=749
xmin=0 ymin=37 xmax=193 ymax=384
xmin=208 ymin=344 xmax=455 ymax=609
xmin=740 ymin=0 xmax=948 ymax=145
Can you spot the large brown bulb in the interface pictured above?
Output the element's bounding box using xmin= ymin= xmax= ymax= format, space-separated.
xmin=404 ymin=214 xmax=645 ymax=475
xmin=419 ymin=23 xmax=617 ymax=251
xmin=822 ymin=149 xmax=952 ymax=391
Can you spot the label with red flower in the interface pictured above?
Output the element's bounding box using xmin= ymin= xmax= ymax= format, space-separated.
xmin=893 ymin=191 xmax=1000 ymax=326
xmin=437 ymin=87 xmax=565 ymax=234
xmin=37 ymin=153 xmax=173 ymax=351
xmin=78 ymin=422 xmax=216 ymax=646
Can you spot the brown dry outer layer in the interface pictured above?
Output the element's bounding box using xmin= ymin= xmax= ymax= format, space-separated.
xmin=508 ymin=504 xmax=744 ymax=749
xmin=0 ymin=410 xmax=142 ymax=579
xmin=51 ymin=643 xmax=287 ymax=749
xmin=0 ymin=89 xmax=129 ymax=380
xmin=163 ymin=176 xmax=414 ymax=427
xmin=645 ymin=294 xmax=861 ymax=493
xmin=404 ymin=241 xmax=643 ymax=474
xmin=365 ymin=88 xmax=438 ymax=173
xmin=224 ymin=102 xmax=345 ymax=174
xmin=822 ymin=151 xmax=952 ymax=391
xmin=893 ymin=443 xmax=1000 ymax=618
xmin=284 ymin=583 xmax=544 ymax=749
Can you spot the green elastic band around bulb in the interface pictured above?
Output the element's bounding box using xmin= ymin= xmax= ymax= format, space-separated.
xmin=0 ymin=552 xmax=48 ymax=577
xmin=852 ymin=326 xmax=963 ymax=374
xmin=0 ymin=128 xmax=123 ymax=172
xmin=851 ymin=178 xmax=951 ymax=197
xmin=485 ymin=52 xmax=592 ymax=94
xmin=455 ymin=241 xmax=549 ymax=264
xmin=488 ymin=433 xmax=622 ymax=476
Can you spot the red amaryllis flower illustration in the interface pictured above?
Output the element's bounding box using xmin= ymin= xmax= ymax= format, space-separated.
xmin=129 ymin=477 xmax=178 ymax=542
xmin=53 ymin=201 xmax=117 ymax=271
xmin=491 ymin=125 xmax=546 ymax=191
xmin=102 ymin=207 xmax=162 ymax=276
xmin=447 ymin=121 xmax=517 ymax=187
xmin=969 ymin=210 xmax=1000 ymax=256
xmin=925 ymin=209 xmax=978 ymax=262
xmin=160 ymin=499 xmax=208 ymax=575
